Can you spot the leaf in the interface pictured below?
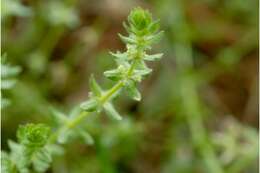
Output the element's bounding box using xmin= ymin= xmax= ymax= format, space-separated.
xmin=32 ymin=148 xmax=52 ymax=173
xmin=77 ymin=128 xmax=94 ymax=145
xmin=89 ymin=74 xmax=102 ymax=96
xmin=147 ymin=19 xmax=160 ymax=34
xmin=2 ymin=0 xmax=32 ymax=18
xmin=131 ymin=66 xmax=152 ymax=82
xmin=49 ymin=107 xmax=68 ymax=125
xmin=47 ymin=144 xmax=64 ymax=156
xmin=8 ymin=141 xmax=29 ymax=173
xmin=123 ymin=22 xmax=131 ymax=34
xmin=146 ymin=31 xmax=164 ymax=44
xmin=1 ymin=65 xmax=21 ymax=78
xmin=1 ymin=151 xmax=15 ymax=173
xmin=109 ymin=51 xmax=128 ymax=60
xmin=125 ymin=81 xmax=141 ymax=101
xmin=80 ymin=99 xmax=99 ymax=112
xmin=144 ymin=53 xmax=163 ymax=61
xmin=57 ymin=127 xmax=72 ymax=144
xmin=104 ymin=69 xmax=121 ymax=81
xmin=1 ymin=79 xmax=17 ymax=90
xmin=103 ymin=102 xmax=122 ymax=120
xmin=118 ymin=33 xmax=136 ymax=44
xmin=134 ymin=68 xmax=152 ymax=76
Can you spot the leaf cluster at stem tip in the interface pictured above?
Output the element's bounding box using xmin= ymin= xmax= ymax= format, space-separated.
xmin=80 ymin=7 xmax=163 ymax=120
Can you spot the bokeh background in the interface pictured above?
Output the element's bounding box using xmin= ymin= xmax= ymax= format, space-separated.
xmin=1 ymin=0 xmax=259 ymax=173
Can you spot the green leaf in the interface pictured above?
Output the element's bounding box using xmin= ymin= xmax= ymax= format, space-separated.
xmin=134 ymin=68 xmax=152 ymax=76
xmin=47 ymin=144 xmax=64 ymax=156
xmin=1 ymin=79 xmax=17 ymax=90
xmin=109 ymin=51 xmax=128 ymax=60
xmin=147 ymin=19 xmax=160 ymax=34
xmin=123 ymin=22 xmax=131 ymax=34
xmin=1 ymin=151 xmax=15 ymax=173
xmin=77 ymin=128 xmax=94 ymax=145
xmin=89 ymin=74 xmax=102 ymax=96
xmin=146 ymin=31 xmax=164 ymax=44
xmin=8 ymin=141 xmax=29 ymax=173
xmin=118 ymin=34 xmax=136 ymax=44
xmin=103 ymin=102 xmax=122 ymax=120
xmin=1 ymin=65 xmax=21 ymax=78
xmin=2 ymin=0 xmax=32 ymax=18
xmin=144 ymin=53 xmax=163 ymax=61
xmin=49 ymin=107 xmax=68 ymax=125
xmin=104 ymin=69 xmax=122 ymax=81
xmin=57 ymin=127 xmax=72 ymax=144
xmin=32 ymin=148 xmax=52 ymax=173
xmin=80 ymin=99 xmax=99 ymax=112
xmin=125 ymin=81 xmax=141 ymax=101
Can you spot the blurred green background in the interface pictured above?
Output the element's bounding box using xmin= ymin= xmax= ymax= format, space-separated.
xmin=1 ymin=0 xmax=258 ymax=173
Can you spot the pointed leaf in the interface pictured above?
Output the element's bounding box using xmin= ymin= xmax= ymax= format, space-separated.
xmin=104 ymin=69 xmax=121 ymax=81
xmin=109 ymin=51 xmax=128 ymax=60
xmin=77 ymin=128 xmax=94 ymax=145
xmin=1 ymin=65 xmax=21 ymax=77
xmin=89 ymin=74 xmax=102 ymax=96
xmin=147 ymin=19 xmax=160 ymax=34
xmin=103 ymin=102 xmax=122 ymax=120
xmin=80 ymin=99 xmax=99 ymax=112
xmin=118 ymin=33 xmax=136 ymax=44
xmin=1 ymin=151 xmax=14 ymax=173
xmin=123 ymin=22 xmax=131 ymax=34
xmin=32 ymin=148 xmax=52 ymax=173
xmin=134 ymin=68 xmax=152 ymax=76
xmin=8 ymin=141 xmax=29 ymax=173
xmin=47 ymin=144 xmax=64 ymax=155
xmin=1 ymin=79 xmax=16 ymax=89
xmin=126 ymin=81 xmax=141 ymax=101
xmin=49 ymin=107 xmax=68 ymax=125
xmin=146 ymin=31 xmax=164 ymax=44
xmin=57 ymin=128 xmax=72 ymax=144
xmin=144 ymin=53 xmax=163 ymax=61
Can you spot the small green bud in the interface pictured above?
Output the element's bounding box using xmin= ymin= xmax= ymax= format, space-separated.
xmin=17 ymin=124 xmax=50 ymax=148
xmin=128 ymin=7 xmax=152 ymax=31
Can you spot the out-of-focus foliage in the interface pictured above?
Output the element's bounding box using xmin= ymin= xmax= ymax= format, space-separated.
xmin=2 ymin=124 xmax=52 ymax=173
xmin=1 ymin=54 xmax=21 ymax=108
xmin=1 ymin=0 xmax=258 ymax=173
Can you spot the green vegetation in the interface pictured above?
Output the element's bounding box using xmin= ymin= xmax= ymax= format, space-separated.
xmin=1 ymin=0 xmax=258 ymax=173
xmin=1 ymin=7 xmax=163 ymax=173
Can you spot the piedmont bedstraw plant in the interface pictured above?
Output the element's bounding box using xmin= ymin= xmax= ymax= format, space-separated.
xmin=1 ymin=7 xmax=163 ymax=173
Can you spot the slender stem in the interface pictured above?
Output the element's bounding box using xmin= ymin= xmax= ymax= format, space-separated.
xmin=174 ymin=42 xmax=224 ymax=173
xmin=49 ymin=59 xmax=138 ymax=144
xmin=100 ymin=81 xmax=124 ymax=103
xmin=66 ymin=111 xmax=90 ymax=128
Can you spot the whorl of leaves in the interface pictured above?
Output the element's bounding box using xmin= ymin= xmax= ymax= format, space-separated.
xmin=80 ymin=7 xmax=163 ymax=120
xmin=1 ymin=124 xmax=52 ymax=173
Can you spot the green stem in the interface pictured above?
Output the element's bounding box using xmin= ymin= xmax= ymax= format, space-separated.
xmin=49 ymin=59 xmax=138 ymax=144
xmin=180 ymin=78 xmax=224 ymax=173
xmin=66 ymin=111 xmax=90 ymax=128
xmin=174 ymin=43 xmax=224 ymax=173
xmin=100 ymin=81 xmax=124 ymax=103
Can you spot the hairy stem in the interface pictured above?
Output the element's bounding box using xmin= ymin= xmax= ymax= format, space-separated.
xmin=49 ymin=60 xmax=138 ymax=144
